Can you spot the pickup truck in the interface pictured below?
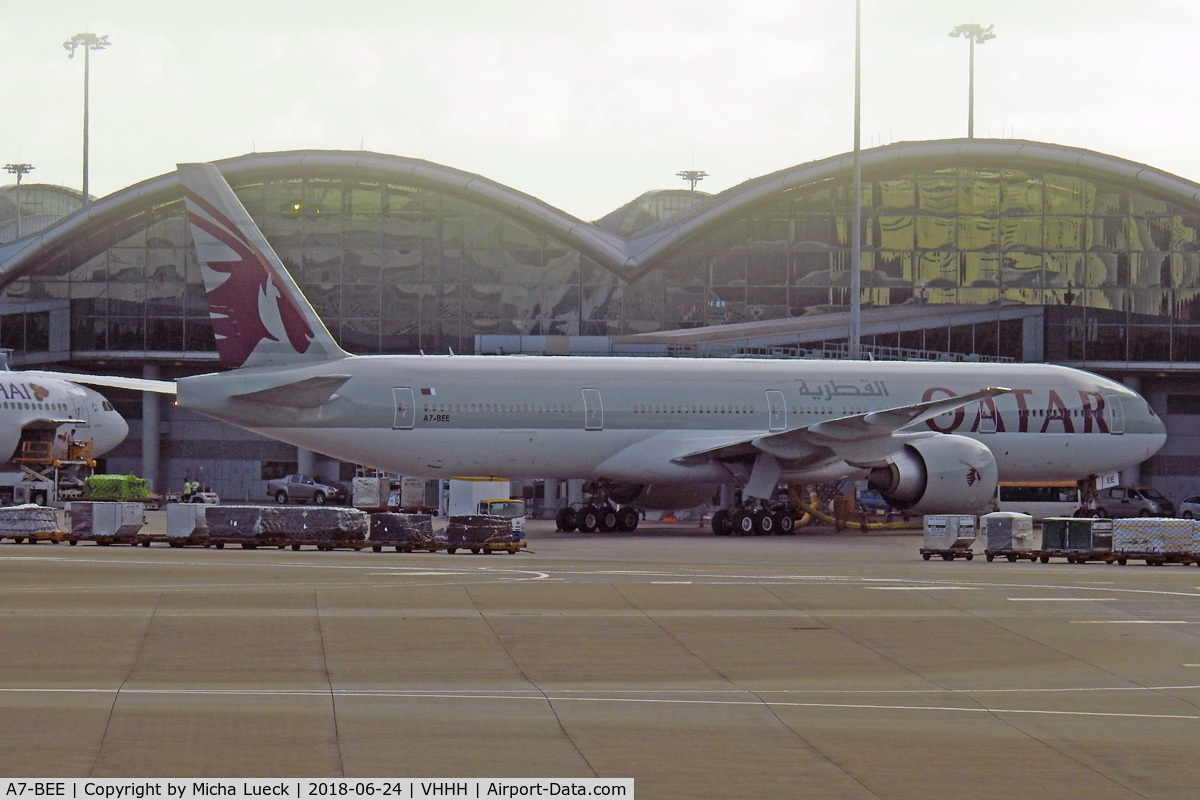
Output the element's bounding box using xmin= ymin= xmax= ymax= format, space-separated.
xmin=267 ymin=474 xmax=345 ymax=505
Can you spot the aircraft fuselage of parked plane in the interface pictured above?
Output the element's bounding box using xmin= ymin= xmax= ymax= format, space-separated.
xmin=173 ymin=163 xmax=1167 ymax=533
xmin=0 ymin=370 xmax=131 ymax=464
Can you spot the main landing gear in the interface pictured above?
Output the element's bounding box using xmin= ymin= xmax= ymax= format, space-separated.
xmin=711 ymin=503 xmax=796 ymax=536
xmin=556 ymin=503 xmax=640 ymax=532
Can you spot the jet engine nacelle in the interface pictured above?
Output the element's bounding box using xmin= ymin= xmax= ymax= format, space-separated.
xmin=869 ymin=434 xmax=997 ymax=514
xmin=607 ymin=483 xmax=716 ymax=511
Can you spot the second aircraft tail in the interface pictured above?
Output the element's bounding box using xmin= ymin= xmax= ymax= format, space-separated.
xmin=178 ymin=162 xmax=348 ymax=370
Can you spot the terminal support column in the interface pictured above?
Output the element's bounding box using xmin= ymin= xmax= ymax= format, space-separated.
xmin=1120 ymin=376 xmax=1141 ymax=486
xmin=297 ymin=447 xmax=316 ymax=477
xmin=141 ymin=364 xmax=161 ymax=493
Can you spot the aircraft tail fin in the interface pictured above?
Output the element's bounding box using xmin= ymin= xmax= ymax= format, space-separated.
xmin=178 ymin=163 xmax=348 ymax=370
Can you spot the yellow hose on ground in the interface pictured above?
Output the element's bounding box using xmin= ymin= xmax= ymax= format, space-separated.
xmin=787 ymin=486 xmax=922 ymax=532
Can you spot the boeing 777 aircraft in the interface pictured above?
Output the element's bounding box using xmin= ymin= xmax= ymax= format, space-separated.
xmin=174 ymin=163 xmax=1166 ymax=535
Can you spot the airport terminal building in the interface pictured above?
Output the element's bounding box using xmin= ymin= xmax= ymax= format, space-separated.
xmin=1 ymin=139 xmax=1198 ymax=502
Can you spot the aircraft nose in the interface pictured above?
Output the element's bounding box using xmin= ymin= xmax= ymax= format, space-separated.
xmin=99 ymin=409 xmax=129 ymax=456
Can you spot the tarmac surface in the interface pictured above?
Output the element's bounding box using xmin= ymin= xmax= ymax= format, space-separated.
xmin=2 ymin=514 xmax=1200 ymax=799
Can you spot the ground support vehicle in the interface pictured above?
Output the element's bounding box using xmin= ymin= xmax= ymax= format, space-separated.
xmin=267 ymin=474 xmax=344 ymax=505
xmin=1086 ymin=485 xmax=1175 ymax=518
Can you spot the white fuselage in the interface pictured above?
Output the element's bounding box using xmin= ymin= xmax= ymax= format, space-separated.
xmin=177 ymin=355 xmax=1165 ymax=486
xmin=0 ymin=373 xmax=129 ymax=464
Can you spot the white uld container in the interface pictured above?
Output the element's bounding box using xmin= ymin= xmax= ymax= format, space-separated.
xmin=980 ymin=511 xmax=1035 ymax=552
xmin=69 ymin=501 xmax=145 ymax=538
xmin=923 ymin=515 xmax=977 ymax=550
xmin=167 ymin=503 xmax=208 ymax=539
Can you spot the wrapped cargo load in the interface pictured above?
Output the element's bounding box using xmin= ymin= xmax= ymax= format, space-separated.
xmin=443 ymin=514 xmax=513 ymax=546
xmin=260 ymin=506 xmax=368 ymax=542
xmin=83 ymin=474 xmax=149 ymax=501
xmin=204 ymin=505 xmax=264 ymax=540
xmin=369 ymin=512 xmax=434 ymax=545
xmin=981 ymin=512 xmax=1035 ymax=561
xmin=1112 ymin=518 xmax=1193 ymax=556
xmin=0 ymin=504 xmax=60 ymax=533
xmin=0 ymin=505 xmax=61 ymax=537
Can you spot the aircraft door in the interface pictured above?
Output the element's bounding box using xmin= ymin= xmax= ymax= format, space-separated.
xmin=1104 ymin=393 xmax=1124 ymax=435
xmin=392 ymin=387 xmax=416 ymax=430
xmin=582 ymin=388 xmax=603 ymax=431
xmin=766 ymin=390 xmax=786 ymax=432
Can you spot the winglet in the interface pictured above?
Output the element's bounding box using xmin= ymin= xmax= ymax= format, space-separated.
xmin=178 ymin=163 xmax=348 ymax=370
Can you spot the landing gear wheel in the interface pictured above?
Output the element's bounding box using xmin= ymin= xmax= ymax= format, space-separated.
xmin=555 ymin=508 xmax=578 ymax=532
xmin=598 ymin=508 xmax=618 ymax=532
xmin=576 ymin=505 xmax=599 ymax=533
xmin=732 ymin=509 xmax=756 ymax=536
xmin=711 ymin=509 xmax=732 ymax=536
xmin=754 ymin=509 xmax=775 ymax=535
xmin=616 ymin=507 xmax=639 ymax=532
xmin=774 ymin=511 xmax=795 ymax=535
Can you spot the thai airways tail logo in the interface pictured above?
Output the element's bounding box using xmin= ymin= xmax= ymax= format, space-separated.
xmin=28 ymin=383 xmax=49 ymax=402
xmin=182 ymin=187 xmax=315 ymax=369
xmin=959 ymin=459 xmax=983 ymax=487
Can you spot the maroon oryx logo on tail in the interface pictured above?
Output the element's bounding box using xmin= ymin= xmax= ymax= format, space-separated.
xmin=183 ymin=188 xmax=315 ymax=369
xmin=959 ymin=459 xmax=983 ymax=487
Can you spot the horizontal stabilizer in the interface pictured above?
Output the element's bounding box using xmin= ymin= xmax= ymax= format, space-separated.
xmin=231 ymin=375 xmax=352 ymax=408
xmin=28 ymin=370 xmax=178 ymax=395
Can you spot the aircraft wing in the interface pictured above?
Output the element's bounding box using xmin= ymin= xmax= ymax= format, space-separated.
xmin=26 ymin=371 xmax=178 ymax=395
xmin=672 ymin=386 xmax=1010 ymax=467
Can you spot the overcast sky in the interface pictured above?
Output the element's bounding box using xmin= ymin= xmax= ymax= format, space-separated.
xmin=2 ymin=0 xmax=1197 ymax=221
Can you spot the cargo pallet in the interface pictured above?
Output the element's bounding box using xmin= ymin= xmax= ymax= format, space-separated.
xmin=0 ymin=531 xmax=64 ymax=544
xmin=984 ymin=550 xmax=1039 ymax=562
xmin=63 ymin=534 xmax=141 ymax=546
xmin=369 ymin=539 xmax=527 ymax=554
xmin=170 ymin=537 xmax=370 ymax=551
xmin=1032 ymin=549 xmax=1119 ymax=564
xmin=919 ymin=547 xmax=974 ymax=561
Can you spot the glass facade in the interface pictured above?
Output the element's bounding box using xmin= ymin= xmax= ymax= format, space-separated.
xmin=4 ymin=157 xmax=1200 ymax=363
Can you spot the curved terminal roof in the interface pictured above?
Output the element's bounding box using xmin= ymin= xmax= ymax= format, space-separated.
xmin=5 ymin=139 xmax=1200 ymax=286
